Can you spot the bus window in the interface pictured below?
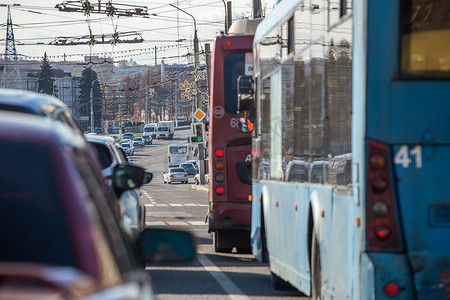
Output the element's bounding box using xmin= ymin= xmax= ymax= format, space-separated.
xmin=224 ymin=53 xmax=246 ymax=115
xmin=401 ymin=0 xmax=450 ymax=78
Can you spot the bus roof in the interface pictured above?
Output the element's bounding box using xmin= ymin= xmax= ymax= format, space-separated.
xmin=253 ymin=0 xmax=301 ymax=47
xmin=228 ymin=19 xmax=262 ymax=35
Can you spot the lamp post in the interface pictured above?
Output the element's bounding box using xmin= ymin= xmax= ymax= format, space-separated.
xmin=221 ymin=0 xmax=227 ymax=34
xmin=169 ymin=4 xmax=200 ymax=110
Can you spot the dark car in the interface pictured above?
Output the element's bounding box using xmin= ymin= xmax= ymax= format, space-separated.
xmin=179 ymin=162 xmax=197 ymax=176
xmin=122 ymin=132 xmax=135 ymax=140
xmin=0 ymin=112 xmax=196 ymax=299
xmin=142 ymin=134 xmax=153 ymax=145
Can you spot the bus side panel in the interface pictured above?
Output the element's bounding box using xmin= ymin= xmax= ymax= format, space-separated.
xmin=262 ymin=181 xmax=311 ymax=294
xmin=326 ymin=191 xmax=354 ymax=300
xmin=250 ymin=183 xmax=263 ymax=261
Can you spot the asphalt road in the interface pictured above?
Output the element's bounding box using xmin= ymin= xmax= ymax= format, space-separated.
xmin=126 ymin=127 xmax=309 ymax=300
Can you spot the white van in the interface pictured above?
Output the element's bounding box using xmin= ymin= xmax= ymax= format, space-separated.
xmin=143 ymin=123 xmax=157 ymax=138
xmin=168 ymin=144 xmax=191 ymax=167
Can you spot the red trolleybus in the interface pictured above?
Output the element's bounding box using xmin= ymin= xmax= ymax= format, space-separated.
xmin=207 ymin=19 xmax=261 ymax=253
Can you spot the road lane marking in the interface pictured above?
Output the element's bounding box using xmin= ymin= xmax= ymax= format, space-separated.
xmin=188 ymin=221 xmax=206 ymax=226
xmin=145 ymin=220 xmax=207 ymax=226
xmin=198 ymin=254 xmax=250 ymax=300
xmin=169 ymin=203 xmax=183 ymax=207
xmin=146 ymin=221 xmax=165 ymax=226
xmin=166 ymin=221 xmax=189 ymax=226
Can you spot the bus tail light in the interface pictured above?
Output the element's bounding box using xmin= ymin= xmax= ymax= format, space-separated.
xmin=216 ymin=186 xmax=225 ymax=195
xmin=215 ymin=160 xmax=225 ymax=170
xmin=215 ymin=148 xmax=224 ymax=158
xmin=366 ymin=140 xmax=402 ymax=251
xmin=215 ymin=173 xmax=225 ymax=183
xmin=384 ymin=282 xmax=399 ymax=296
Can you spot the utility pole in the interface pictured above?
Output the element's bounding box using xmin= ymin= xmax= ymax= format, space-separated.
xmin=227 ymin=1 xmax=232 ymax=31
xmin=205 ymin=43 xmax=211 ymax=118
xmin=145 ymin=82 xmax=149 ymax=124
xmin=253 ymin=0 xmax=262 ymax=18
xmin=221 ymin=0 xmax=227 ymax=34
xmin=1 ymin=5 xmax=24 ymax=90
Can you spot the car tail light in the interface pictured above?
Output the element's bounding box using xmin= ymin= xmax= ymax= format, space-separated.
xmin=170 ymin=174 xmax=174 ymax=177
xmin=215 ymin=186 xmax=225 ymax=195
xmin=187 ymin=156 xmax=189 ymax=160
xmin=184 ymin=174 xmax=187 ymax=177
xmin=366 ymin=140 xmax=402 ymax=251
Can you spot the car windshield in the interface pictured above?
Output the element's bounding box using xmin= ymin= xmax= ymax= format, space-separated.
xmin=170 ymin=168 xmax=185 ymax=173
xmin=169 ymin=146 xmax=187 ymax=154
xmin=134 ymin=138 xmax=142 ymax=141
xmin=181 ymin=164 xmax=194 ymax=168
xmin=0 ymin=142 xmax=74 ymax=266
xmin=158 ymin=128 xmax=168 ymax=132
xmin=122 ymin=143 xmax=131 ymax=147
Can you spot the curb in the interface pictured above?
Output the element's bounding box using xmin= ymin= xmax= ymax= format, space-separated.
xmin=192 ymin=184 xmax=209 ymax=192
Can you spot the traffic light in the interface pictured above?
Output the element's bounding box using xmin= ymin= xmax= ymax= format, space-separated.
xmin=194 ymin=123 xmax=204 ymax=143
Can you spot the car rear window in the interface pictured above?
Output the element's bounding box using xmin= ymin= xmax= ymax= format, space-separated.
xmin=0 ymin=142 xmax=74 ymax=266
xmin=170 ymin=168 xmax=185 ymax=173
xmin=89 ymin=142 xmax=113 ymax=169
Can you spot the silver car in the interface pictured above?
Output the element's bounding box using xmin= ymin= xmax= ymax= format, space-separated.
xmin=163 ymin=167 xmax=189 ymax=184
xmin=85 ymin=135 xmax=145 ymax=239
xmin=120 ymin=141 xmax=135 ymax=156
xmin=133 ymin=136 xmax=145 ymax=147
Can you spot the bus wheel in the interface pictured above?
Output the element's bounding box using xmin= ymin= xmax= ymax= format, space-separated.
xmin=311 ymin=227 xmax=321 ymax=300
xmin=213 ymin=231 xmax=232 ymax=253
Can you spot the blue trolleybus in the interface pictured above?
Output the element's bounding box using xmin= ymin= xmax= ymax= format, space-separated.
xmin=245 ymin=0 xmax=450 ymax=299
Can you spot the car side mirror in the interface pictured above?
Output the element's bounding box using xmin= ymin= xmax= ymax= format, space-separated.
xmin=113 ymin=164 xmax=153 ymax=196
xmin=237 ymin=75 xmax=254 ymax=133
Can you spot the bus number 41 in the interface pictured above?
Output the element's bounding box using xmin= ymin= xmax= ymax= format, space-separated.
xmin=394 ymin=145 xmax=422 ymax=169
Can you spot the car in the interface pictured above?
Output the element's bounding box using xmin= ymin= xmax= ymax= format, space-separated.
xmin=179 ymin=162 xmax=197 ymax=176
xmin=142 ymin=134 xmax=153 ymax=145
xmin=162 ymin=167 xmax=189 ymax=184
xmin=194 ymin=173 xmax=209 ymax=185
xmin=94 ymin=127 xmax=103 ymax=134
xmin=120 ymin=140 xmax=135 ymax=156
xmin=132 ymin=136 xmax=145 ymax=147
xmin=122 ymin=132 xmax=135 ymax=140
xmin=0 ymin=112 xmax=196 ymax=300
xmin=110 ymin=127 xmax=120 ymax=134
xmin=185 ymin=159 xmax=200 ymax=173
xmin=85 ymin=134 xmax=147 ymax=239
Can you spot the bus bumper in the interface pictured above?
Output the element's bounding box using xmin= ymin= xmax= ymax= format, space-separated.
xmin=361 ymin=253 xmax=414 ymax=300
xmin=208 ymin=202 xmax=251 ymax=232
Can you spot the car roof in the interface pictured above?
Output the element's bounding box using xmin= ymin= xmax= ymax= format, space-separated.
xmin=0 ymin=89 xmax=82 ymax=133
xmin=0 ymin=111 xmax=85 ymax=148
xmin=84 ymin=134 xmax=116 ymax=144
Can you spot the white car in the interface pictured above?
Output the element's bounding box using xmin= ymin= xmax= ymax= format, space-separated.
xmin=120 ymin=141 xmax=135 ymax=156
xmin=162 ymin=167 xmax=189 ymax=184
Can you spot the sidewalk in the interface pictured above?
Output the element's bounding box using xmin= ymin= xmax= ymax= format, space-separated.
xmin=192 ymin=184 xmax=209 ymax=192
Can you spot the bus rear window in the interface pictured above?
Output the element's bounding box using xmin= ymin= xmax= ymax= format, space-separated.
xmin=401 ymin=0 xmax=450 ymax=78
xmin=224 ymin=53 xmax=246 ymax=114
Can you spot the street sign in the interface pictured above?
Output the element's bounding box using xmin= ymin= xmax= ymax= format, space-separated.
xmin=193 ymin=109 xmax=206 ymax=122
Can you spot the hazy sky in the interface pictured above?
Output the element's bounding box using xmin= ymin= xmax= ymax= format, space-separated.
xmin=0 ymin=0 xmax=278 ymax=65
